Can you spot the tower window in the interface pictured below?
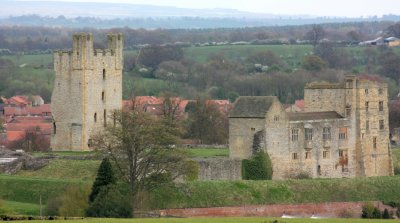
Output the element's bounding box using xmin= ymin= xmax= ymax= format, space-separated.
xmin=102 ymin=91 xmax=105 ymax=101
xmin=323 ymin=127 xmax=331 ymax=140
xmin=379 ymin=120 xmax=384 ymax=130
xmin=305 ymin=128 xmax=313 ymax=141
xmin=365 ymin=89 xmax=368 ymax=95
xmin=291 ymin=128 xmax=299 ymax=141
xmin=103 ymin=69 xmax=106 ymax=80
xmin=379 ymin=101 xmax=384 ymax=112
xmin=274 ymin=115 xmax=280 ymax=121
xmin=323 ymin=151 xmax=330 ymax=159
xmin=94 ymin=113 xmax=97 ymax=122
xmin=366 ymin=120 xmax=369 ymax=131
xmin=365 ymin=101 xmax=369 ymax=112
xmin=339 ymin=127 xmax=348 ymax=140
xmin=104 ymin=109 xmax=107 ymax=127
xmin=305 ymin=151 xmax=311 ymax=159
xmin=53 ymin=122 xmax=57 ymax=134
xmin=373 ymin=137 xmax=377 ymax=149
xmin=379 ymin=88 xmax=383 ymax=94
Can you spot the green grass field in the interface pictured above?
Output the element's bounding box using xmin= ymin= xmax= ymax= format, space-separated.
xmin=187 ymin=148 xmax=229 ymax=158
xmin=8 ymin=217 xmax=400 ymax=223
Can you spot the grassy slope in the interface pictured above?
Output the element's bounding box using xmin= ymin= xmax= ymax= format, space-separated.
xmin=17 ymin=159 xmax=100 ymax=181
xmin=150 ymin=176 xmax=400 ymax=210
xmin=0 ymin=175 xmax=87 ymax=204
xmin=9 ymin=217 xmax=400 ymax=223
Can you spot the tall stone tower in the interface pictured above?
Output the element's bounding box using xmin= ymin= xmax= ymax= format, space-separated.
xmin=51 ymin=33 xmax=123 ymax=151
xmin=304 ymin=75 xmax=393 ymax=177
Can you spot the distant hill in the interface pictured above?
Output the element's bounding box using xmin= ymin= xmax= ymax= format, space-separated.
xmin=1 ymin=0 xmax=400 ymax=28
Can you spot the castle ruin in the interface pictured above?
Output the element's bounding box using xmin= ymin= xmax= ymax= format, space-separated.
xmin=229 ymin=75 xmax=393 ymax=179
xmin=51 ymin=33 xmax=123 ymax=151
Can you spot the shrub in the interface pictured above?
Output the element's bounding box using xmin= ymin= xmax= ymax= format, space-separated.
xmin=361 ymin=203 xmax=383 ymax=219
xmin=242 ymin=151 xmax=273 ymax=180
xmin=361 ymin=202 xmax=375 ymax=218
xmin=382 ymin=208 xmax=390 ymax=219
xmin=58 ymin=185 xmax=90 ymax=217
xmin=85 ymin=185 xmax=132 ymax=218
xmin=44 ymin=196 xmax=62 ymax=216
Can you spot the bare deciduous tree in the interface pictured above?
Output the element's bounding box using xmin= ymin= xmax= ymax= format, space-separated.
xmin=91 ymin=108 xmax=196 ymax=214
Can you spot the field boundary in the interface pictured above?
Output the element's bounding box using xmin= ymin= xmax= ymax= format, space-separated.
xmin=157 ymin=201 xmax=395 ymax=218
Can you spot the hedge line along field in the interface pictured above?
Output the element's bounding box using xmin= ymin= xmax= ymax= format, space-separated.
xmin=8 ymin=217 xmax=400 ymax=223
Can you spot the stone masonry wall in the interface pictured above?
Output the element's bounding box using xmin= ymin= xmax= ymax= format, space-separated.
xmin=229 ymin=118 xmax=265 ymax=159
xmin=196 ymin=158 xmax=242 ymax=180
xmin=51 ymin=33 xmax=123 ymax=151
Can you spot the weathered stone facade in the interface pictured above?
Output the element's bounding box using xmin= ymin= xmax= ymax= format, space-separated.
xmin=51 ymin=33 xmax=123 ymax=151
xmin=229 ymin=75 xmax=393 ymax=179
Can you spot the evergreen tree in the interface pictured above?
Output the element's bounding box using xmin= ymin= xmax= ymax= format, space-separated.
xmin=382 ymin=208 xmax=390 ymax=219
xmin=88 ymin=157 xmax=115 ymax=203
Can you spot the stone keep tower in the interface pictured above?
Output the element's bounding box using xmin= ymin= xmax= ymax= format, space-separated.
xmin=51 ymin=33 xmax=123 ymax=151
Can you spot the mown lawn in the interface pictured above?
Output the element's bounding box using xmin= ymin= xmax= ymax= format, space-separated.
xmin=187 ymin=148 xmax=229 ymax=158
xmin=8 ymin=217 xmax=400 ymax=223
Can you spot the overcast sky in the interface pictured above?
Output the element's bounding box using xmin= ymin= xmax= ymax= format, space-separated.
xmin=19 ymin=0 xmax=400 ymax=17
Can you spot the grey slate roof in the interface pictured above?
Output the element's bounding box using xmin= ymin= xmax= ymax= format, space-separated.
xmin=229 ymin=96 xmax=276 ymax=118
xmin=288 ymin=111 xmax=343 ymax=121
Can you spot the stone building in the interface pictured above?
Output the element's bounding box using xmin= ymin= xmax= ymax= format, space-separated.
xmin=51 ymin=33 xmax=123 ymax=151
xmin=229 ymin=75 xmax=393 ymax=179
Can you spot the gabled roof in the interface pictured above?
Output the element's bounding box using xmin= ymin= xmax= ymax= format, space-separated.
xmin=287 ymin=111 xmax=343 ymax=121
xmin=229 ymin=96 xmax=277 ymax=118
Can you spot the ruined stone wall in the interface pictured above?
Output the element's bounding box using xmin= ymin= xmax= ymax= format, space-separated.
xmin=195 ymin=158 xmax=242 ymax=180
xmin=264 ymin=100 xmax=291 ymax=179
xmin=229 ymin=118 xmax=265 ymax=159
xmin=51 ymin=33 xmax=123 ymax=151
xmin=304 ymin=88 xmax=346 ymax=116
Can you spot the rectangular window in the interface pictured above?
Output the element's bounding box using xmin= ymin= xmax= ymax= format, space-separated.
xmin=305 ymin=151 xmax=311 ymax=159
xmin=366 ymin=120 xmax=369 ymax=131
xmin=379 ymin=88 xmax=383 ymax=94
xmin=345 ymin=106 xmax=351 ymax=117
xmin=373 ymin=137 xmax=377 ymax=149
xmin=339 ymin=127 xmax=347 ymax=140
xmin=274 ymin=115 xmax=280 ymax=121
xmin=251 ymin=127 xmax=255 ymax=132
xmin=339 ymin=150 xmax=344 ymax=157
xmin=379 ymin=120 xmax=384 ymax=130
xmin=379 ymin=101 xmax=384 ymax=112
xmin=322 ymin=127 xmax=331 ymax=140
xmin=102 ymin=91 xmax=105 ymax=101
xmin=292 ymin=153 xmax=298 ymax=160
xmin=365 ymin=89 xmax=368 ymax=95
xmin=305 ymin=128 xmax=313 ymax=141
xmin=291 ymin=128 xmax=299 ymax=141
xmin=323 ymin=150 xmax=330 ymax=159
xmin=365 ymin=101 xmax=369 ymax=112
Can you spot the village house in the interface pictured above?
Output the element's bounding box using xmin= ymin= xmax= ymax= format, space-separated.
xmin=229 ymin=75 xmax=393 ymax=179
